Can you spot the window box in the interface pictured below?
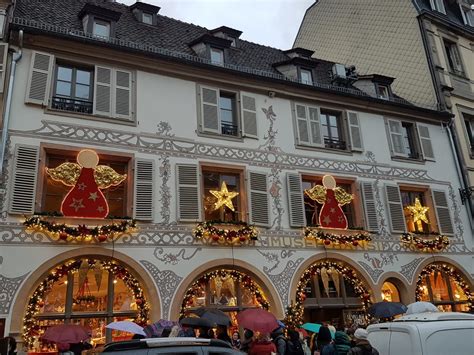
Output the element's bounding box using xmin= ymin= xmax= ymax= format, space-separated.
xmin=400 ymin=232 xmax=449 ymax=252
xmin=193 ymin=220 xmax=259 ymax=244
xmin=304 ymin=226 xmax=371 ymax=247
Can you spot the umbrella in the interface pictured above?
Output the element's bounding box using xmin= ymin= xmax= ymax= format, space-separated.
xmin=236 ymin=309 xmax=278 ymax=334
xmin=301 ymin=323 xmax=335 ymax=339
xmin=180 ymin=317 xmax=215 ymax=328
xmin=192 ymin=308 xmax=231 ymax=326
xmin=144 ymin=319 xmax=178 ymax=337
xmin=42 ymin=324 xmax=91 ymax=344
xmin=277 ymin=320 xmax=285 ymax=329
xmin=106 ymin=321 xmax=146 ymax=336
xmin=368 ymin=301 xmax=407 ymax=318
xmin=406 ymin=301 xmax=439 ymax=315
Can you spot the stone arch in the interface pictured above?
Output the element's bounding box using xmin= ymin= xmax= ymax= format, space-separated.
xmin=412 ymin=256 xmax=473 ymax=287
xmin=376 ymin=273 xmax=413 ymax=304
xmin=169 ymin=258 xmax=284 ymax=319
xmin=9 ymin=247 xmax=161 ymax=336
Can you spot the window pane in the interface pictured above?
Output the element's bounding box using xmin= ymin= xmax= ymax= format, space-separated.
xmin=209 ymin=276 xmax=237 ymax=306
xmin=203 ymin=171 xmax=241 ymax=222
xmin=419 ymin=277 xmax=430 ymax=301
xmin=220 ymin=96 xmax=233 ymax=110
xmin=40 ymin=274 xmax=68 ymax=314
xmin=381 ymin=282 xmax=400 ymax=302
xmin=71 ymin=317 xmax=107 ymax=346
xmin=449 ymin=279 xmax=468 ymax=301
xmin=429 ymin=272 xmax=450 ymax=302
xmin=220 ymin=110 xmax=234 ymax=124
xmin=75 ymin=84 xmax=91 ymax=100
xmin=113 ymin=278 xmax=137 ymax=311
xmin=57 ymin=66 xmax=72 ymax=81
xmin=56 ymin=81 xmax=72 ymax=97
xmin=76 ymin=70 xmax=91 ymax=85
xmin=142 ymin=13 xmax=153 ymax=25
xmin=301 ymin=69 xmax=312 ymax=84
xmin=211 ymin=48 xmax=224 ymax=65
xmin=72 ymin=265 xmax=109 ymax=313
xmin=93 ymin=21 xmax=110 ymax=37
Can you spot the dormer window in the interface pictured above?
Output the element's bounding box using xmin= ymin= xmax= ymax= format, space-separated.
xmin=430 ymin=0 xmax=446 ymax=14
xmin=300 ymin=69 xmax=313 ymax=85
xmin=130 ymin=1 xmax=160 ymax=25
xmin=376 ymin=84 xmax=390 ymax=99
xmin=79 ymin=3 xmax=121 ymax=39
xmin=142 ymin=12 xmax=153 ymax=25
xmin=93 ymin=19 xmax=110 ymax=38
xmin=460 ymin=4 xmax=474 ymax=26
xmin=211 ymin=47 xmax=224 ymax=65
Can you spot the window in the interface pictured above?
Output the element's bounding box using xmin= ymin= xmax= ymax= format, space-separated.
xmin=42 ymin=150 xmax=129 ymax=218
xmin=376 ymin=84 xmax=390 ymax=99
xmin=387 ymin=119 xmax=435 ymax=160
xmin=92 ymin=19 xmax=110 ymax=38
xmin=460 ymin=4 xmax=474 ymax=26
xmin=52 ymin=65 xmax=93 ymax=114
xmin=219 ymin=92 xmax=238 ymax=136
xmin=300 ymin=68 xmax=313 ymax=85
xmin=463 ymin=113 xmax=474 ymax=154
xmin=400 ymin=189 xmax=431 ymax=233
xmin=443 ymin=40 xmax=464 ymax=76
xmin=381 ymin=281 xmax=400 ymax=302
xmin=430 ymin=0 xmax=446 ymax=14
xmin=320 ymin=110 xmax=346 ymax=150
xmin=210 ymin=47 xmax=224 ymax=65
xmin=142 ymin=12 xmax=153 ymax=25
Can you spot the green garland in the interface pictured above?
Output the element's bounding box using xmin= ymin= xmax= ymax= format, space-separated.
xmin=401 ymin=233 xmax=449 ymax=251
xmin=193 ymin=220 xmax=258 ymax=243
xmin=304 ymin=227 xmax=371 ymax=246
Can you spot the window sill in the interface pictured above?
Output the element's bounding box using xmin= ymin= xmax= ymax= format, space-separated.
xmin=45 ymin=108 xmax=137 ymax=127
xmin=197 ymin=131 xmax=244 ymax=142
xmin=448 ymin=71 xmax=469 ymax=81
xmin=295 ymin=144 xmax=353 ymax=156
xmin=391 ymin=156 xmax=426 ymax=165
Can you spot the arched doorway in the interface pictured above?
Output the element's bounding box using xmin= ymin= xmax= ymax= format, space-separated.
xmin=416 ymin=263 xmax=472 ymax=312
xmin=295 ymin=260 xmax=371 ymax=328
xmin=180 ymin=269 xmax=269 ymax=329
xmin=23 ymin=258 xmax=150 ymax=350
xmin=381 ymin=281 xmax=401 ymax=302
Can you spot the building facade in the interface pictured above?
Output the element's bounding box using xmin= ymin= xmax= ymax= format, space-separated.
xmin=0 ymin=0 xmax=472 ymax=351
xmin=295 ymin=0 xmax=474 ymax=220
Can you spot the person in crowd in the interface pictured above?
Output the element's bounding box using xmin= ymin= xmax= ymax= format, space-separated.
xmin=231 ymin=331 xmax=241 ymax=349
xmin=315 ymin=326 xmax=332 ymax=354
xmin=347 ymin=328 xmax=379 ymax=355
xmin=197 ymin=327 xmax=213 ymax=339
xmin=216 ymin=325 xmax=232 ymax=345
xmin=286 ymin=329 xmax=304 ymax=355
xmin=160 ymin=327 xmax=171 ymax=337
xmin=249 ymin=333 xmax=277 ymax=355
xmin=240 ymin=329 xmax=254 ymax=353
xmin=318 ymin=330 xmax=351 ymax=355
xmin=271 ymin=326 xmax=286 ymax=355
xmin=169 ymin=325 xmax=181 ymax=338
xmin=69 ymin=341 xmax=92 ymax=355
xmin=345 ymin=326 xmax=357 ymax=347
xmin=178 ymin=326 xmax=196 ymax=337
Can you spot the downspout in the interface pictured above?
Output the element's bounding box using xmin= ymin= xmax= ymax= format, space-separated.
xmin=0 ymin=29 xmax=22 ymax=176
xmin=417 ymin=17 xmax=474 ymax=226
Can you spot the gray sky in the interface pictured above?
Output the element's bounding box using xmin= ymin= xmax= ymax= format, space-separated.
xmin=120 ymin=0 xmax=315 ymax=49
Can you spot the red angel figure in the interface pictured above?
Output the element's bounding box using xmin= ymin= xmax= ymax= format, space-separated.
xmin=46 ymin=149 xmax=126 ymax=218
xmin=304 ymin=175 xmax=353 ymax=229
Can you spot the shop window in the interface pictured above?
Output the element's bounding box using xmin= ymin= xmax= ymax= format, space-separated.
xmin=42 ymin=150 xmax=129 ymax=218
xmin=400 ymin=189 xmax=431 ymax=233
xmin=381 ymin=281 xmax=400 ymax=302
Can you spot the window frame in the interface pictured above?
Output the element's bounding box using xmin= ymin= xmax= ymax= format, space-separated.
xmin=92 ymin=19 xmax=111 ymax=38
xmin=460 ymin=4 xmax=474 ymax=26
xmin=219 ymin=90 xmax=239 ymax=136
xmin=299 ymin=67 xmax=314 ymax=85
xmin=142 ymin=12 xmax=153 ymax=25
xmin=461 ymin=112 xmax=474 ymax=157
xmin=386 ymin=118 xmax=425 ymax=161
xmin=442 ymin=39 xmax=465 ymax=76
xmin=210 ymin=47 xmax=225 ymax=66
xmin=430 ymin=0 xmax=446 ymax=14
xmin=399 ymin=186 xmax=435 ymax=234
xmin=319 ymin=109 xmax=347 ymax=150
xmin=375 ymin=83 xmax=391 ymax=100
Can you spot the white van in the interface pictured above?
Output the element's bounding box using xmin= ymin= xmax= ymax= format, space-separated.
xmin=367 ymin=312 xmax=474 ymax=355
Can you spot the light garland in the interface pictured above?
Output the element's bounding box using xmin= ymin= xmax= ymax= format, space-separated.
xmin=292 ymin=261 xmax=372 ymax=326
xmin=193 ymin=220 xmax=258 ymax=243
xmin=401 ymin=233 xmax=449 ymax=252
xmin=22 ymin=259 xmax=149 ymax=348
xmin=283 ymin=301 xmax=304 ymax=330
xmin=416 ymin=263 xmax=473 ymax=312
xmin=179 ymin=269 xmax=269 ymax=319
xmin=304 ymin=228 xmax=371 ymax=247
xmin=24 ymin=215 xmax=137 ymax=242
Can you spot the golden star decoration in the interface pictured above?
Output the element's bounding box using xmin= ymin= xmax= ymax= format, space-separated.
xmin=406 ymin=198 xmax=429 ymax=231
xmin=210 ymin=182 xmax=239 ymax=212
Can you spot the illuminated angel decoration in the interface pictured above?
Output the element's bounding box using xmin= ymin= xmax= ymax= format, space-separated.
xmin=46 ymin=149 xmax=126 ymax=218
xmin=304 ymin=175 xmax=353 ymax=229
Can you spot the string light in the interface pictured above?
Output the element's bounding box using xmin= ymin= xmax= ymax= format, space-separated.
xmin=401 ymin=233 xmax=449 ymax=251
xmin=405 ymin=198 xmax=429 ymax=232
xmin=304 ymin=228 xmax=371 ymax=247
xmin=193 ymin=220 xmax=258 ymax=243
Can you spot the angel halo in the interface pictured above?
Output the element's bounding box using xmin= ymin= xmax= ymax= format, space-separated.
xmin=46 ymin=149 xmax=127 ymax=219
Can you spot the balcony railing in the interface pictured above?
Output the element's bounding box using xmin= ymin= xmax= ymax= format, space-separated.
xmin=324 ymin=138 xmax=346 ymax=150
xmin=221 ymin=122 xmax=238 ymax=136
xmin=51 ymin=96 xmax=93 ymax=114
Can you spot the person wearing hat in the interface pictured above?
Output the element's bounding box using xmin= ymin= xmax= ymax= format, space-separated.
xmin=347 ymin=328 xmax=379 ymax=355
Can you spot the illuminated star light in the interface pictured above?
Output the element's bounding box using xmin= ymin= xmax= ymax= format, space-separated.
xmin=210 ymin=181 xmax=239 ymax=211
xmin=406 ymin=198 xmax=429 ymax=224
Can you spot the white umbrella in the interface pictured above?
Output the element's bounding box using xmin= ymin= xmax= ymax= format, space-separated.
xmin=406 ymin=301 xmax=439 ymax=315
xmin=106 ymin=320 xmax=146 ymax=336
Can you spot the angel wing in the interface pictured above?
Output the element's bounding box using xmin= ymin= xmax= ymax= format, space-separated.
xmin=334 ymin=187 xmax=354 ymax=206
xmin=94 ymin=165 xmax=127 ymax=189
xmin=304 ymin=184 xmax=327 ymax=204
xmin=46 ymin=162 xmax=81 ymax=186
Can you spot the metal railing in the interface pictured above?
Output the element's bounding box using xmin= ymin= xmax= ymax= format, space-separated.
xmin=324 ymin=137 xmax=346 ymax=150
xmin=221 ymin=122 xmax=238 ymax=136
xmin=51 ymin=96 xmax=93 ymax=114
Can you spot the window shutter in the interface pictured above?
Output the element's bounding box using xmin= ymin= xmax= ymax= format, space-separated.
xmin=308 ymin=106 xmax=323 ymax=147
xmin=384 ymin=184 xmax=406 ymax=233
xmin=9 ymin=145 xmax=39 ymax=214
xmin=0 ymin=43 xmax=8 ymax=94
xmin=200 ymin=86 xmax=220 ymax=134
xmin=241 ymin=93 xmax=258 ymax=138
xmin=360 ymin=181 xmax=379 ymax=232
xmin=94 ymin=66 xmax=113 ymax=117
xmin=295 ymin=103 xmax=310 ymax=145
xmin=387 ymin=119 xmax=406 ymax=156
xmin=248 ymin=171 xmax=269 ymax=227
xmin=133 ymin=159 xmax=154 ymax=221
xmin=286 ymin=173 xmax=305 ymax=227
xmin=25 ymin=51 xmax=54 ymax=105
xmin=416 ymin=123 xmax=435 ymax=161
xmin=176 ymin=164 xmax=201 ymax=221
xmin=348 ymin=111 xmax=364 ymax=151
xmin=114 ymin=69 xmax=132 ymax=119
xmin=431 ymin=190 xmax=454 ymax=236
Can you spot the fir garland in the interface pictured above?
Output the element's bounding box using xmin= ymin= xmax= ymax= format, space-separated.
xmin=401 ymin=233 xmax=449 ymax=251
xmin=304 ymin=227 xmax=371 ymax=247
xmin=193 ymin=220 xmax=258 ymax=243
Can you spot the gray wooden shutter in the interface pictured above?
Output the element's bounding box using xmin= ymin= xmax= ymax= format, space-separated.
xmin=200 ymin=86 xmax=220 ymax=134
xmin=348 ymin=111 xmax=364 ymax=151
xmin=241 ymin=93 xmax=258 ymax=138
xmin=308 ymin=106 xmax=323 ymax=147
xmin=431 ymin=190 xmax=454 ymax=236
xmin=360 ymin=181 xmax=378 ymax=232
xmin=248 ymin=171 xmax=269 ymax=226
xmin=387 ymin=119 xmax=407 ymax=156
xmin=25 ymin=51 xmax=54 ymax=105
xmin=94 ymin=66 xmax=113 ymax=117
xmin=384 ymin=184 xmax=407 ymax=233
xmin=114 ymin=69 xmax=132 ymax=119
xmin=286 ymin=173 xmax=305 ymax=227
xmin=9 ymin=145 xmax=39 ymax=214
xmin=295 ymin=103 xmax=310 ymax=145
xmin=0 ymin=43 xmax=8 ymax=94
xmin=417 ymin=123 xmax=435 ymax=161
xmin=133 ymin=159 xmax=154 ymax=221
xmin=176 ymin=164 xmax=201 ymax=221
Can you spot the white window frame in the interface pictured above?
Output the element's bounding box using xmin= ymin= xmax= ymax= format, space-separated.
xmin=210 ymin=47 xmax=224 ymax=66
xmin=430 ymin=0 xmax=446 ymax=14
xmin=376 ymin=84 xmax=390 ymax=99
xmin=92 ymin=19 xmax=110 ymax=38
xmin=300 ymin=68 xmax=313 ymax=85
xmin=460 ymin=4 xmax=474 ymax=26
xmin=443 ymin=39 xmax=464 ymax=75
xmin=142 ymin=12 xmax=153 ymax=25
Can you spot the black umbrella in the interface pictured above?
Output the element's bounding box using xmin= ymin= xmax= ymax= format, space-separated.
xmin=368 ymin=302 xmax=407 ymax=318
xmin=192 ymin=308 xmax=231 ymax=326
xmin=179 ymin=317 xmax=215 ymax=328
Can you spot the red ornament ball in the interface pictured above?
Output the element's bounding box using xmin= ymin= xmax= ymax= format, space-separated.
xmin=212 ymin=234 xmax=220 ymax=242
xmin=37 ymin=301 xmax=45 ymax=307
xmin=227 ymin=230 xmax=238 ymax=239
xmin=98 ymin=234 xmax=108 ymax=242
xmin=59 ymin=232 xmax=68 ymax=241
xmin=436 ymin=244 xmax=443 ymax=250
xmin=135 ymin=298 xmax=143 ymax=305
xmin=352 ymin=241 xmax=359 ymax=247
xmin=417 ymin=243 xmax=424 ymax=249
xmin=323 ymin=240 xmax=331 ymax=246
xmin=239 ymin=236 xmax=247 ymax=242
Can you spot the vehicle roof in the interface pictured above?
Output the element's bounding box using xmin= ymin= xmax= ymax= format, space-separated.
xmin=102 ymin=337 xmax=233 ymax=352
xmin=394 ymin=312 xmax=474 ymax=322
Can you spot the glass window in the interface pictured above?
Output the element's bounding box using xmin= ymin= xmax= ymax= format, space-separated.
xmin=400 ymin=189 xmax=430 ymax=233
xmin=400 ymin=122 xmax=419 ymax=158
xmin=463 ymin=114 xmax=474 ymax=153
xmin=430 ymin=0 xmax=446 ymax=14
xmin=300 ymin=69 xmax=313 ymax=85
xmin=443 ymin=40 xmax=464 ymax=75
xmin=142 ymin=12 xmax=153 ymax=25
xmin=219 ymin=92 xmax=238 ymax=136
xmin=53 ymin=65 xmax=93 ymax=114
xmin=211 ymin=48 xmax=224 ymax=65
xmin=376 ymin=85 xmax=390 ymax=99
xmin=381 ymin=281 xmax=400 ymax=302
xmin=320 ymin=111 xmax=345 ymax=150
xmin=93 ymin=20 xmax=110 ymax=38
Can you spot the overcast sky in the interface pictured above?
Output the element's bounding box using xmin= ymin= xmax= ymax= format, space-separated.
xmin=120 ymin=0 xmax=315 ymax=49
